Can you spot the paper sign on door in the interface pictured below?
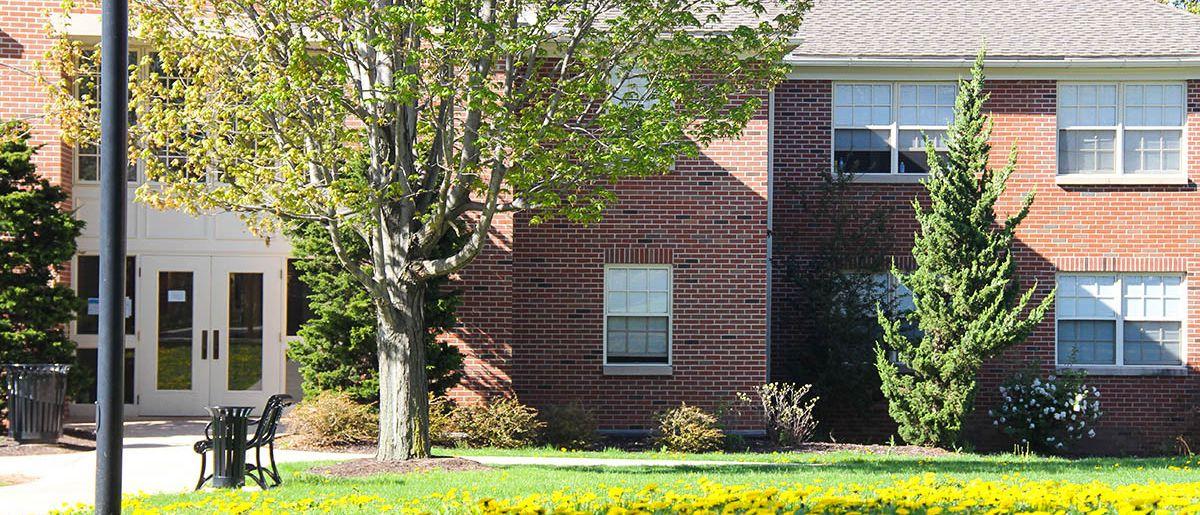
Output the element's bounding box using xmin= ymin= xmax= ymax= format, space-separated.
xmin=87 ymin=297 xmax=134 ymax=317
xmin=167 ymin=290 xmax=187 ymax=303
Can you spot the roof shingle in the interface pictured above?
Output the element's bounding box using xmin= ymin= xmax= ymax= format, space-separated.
xmin=787 ymin=0 xmax=1200 ymax=60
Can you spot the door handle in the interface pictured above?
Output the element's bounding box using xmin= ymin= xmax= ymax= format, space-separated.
xmin=201 ymin=330 xmax=208 ymax=360
xmin=213 ymin=330 xmax=220 ymax=360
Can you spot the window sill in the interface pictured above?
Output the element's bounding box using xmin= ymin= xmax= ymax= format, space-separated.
xmin=603 ymin=364 xmax=672 ymax=376
xmin=1055 ymin=365 xmax=1188 ymax=377
xmin=1055 ymin=174 xmax=1189 ymax=186
xmin=851 ymin=173 xmax=928 ymax=184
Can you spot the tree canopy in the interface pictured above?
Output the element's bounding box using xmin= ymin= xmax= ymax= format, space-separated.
xmin=49 ymin=0 xmax=810 ymax=460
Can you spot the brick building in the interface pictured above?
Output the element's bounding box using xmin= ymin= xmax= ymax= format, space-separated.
xmin=4 ymin=0 xmax=1200 ymax=452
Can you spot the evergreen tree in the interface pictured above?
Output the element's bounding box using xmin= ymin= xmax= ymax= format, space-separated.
xmin=0 ymin=122 xmax=84 ymax=369
xmin=285 ymin=220 xmax=464 ymax=405
xmin=876 ymin=52 xmax=1054 ymax=447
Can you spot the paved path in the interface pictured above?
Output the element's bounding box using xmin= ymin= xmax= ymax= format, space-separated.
xmin=0 ymin=419 xmax=369 ymax=515
xmin=0 ymin=420 xmax=788 ymax=515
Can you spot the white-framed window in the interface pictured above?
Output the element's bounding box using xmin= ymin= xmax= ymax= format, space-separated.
xmin=604 ymin=265 xmax=671 ymax=365
xmin=146 ymin=53 xmax=206 ymax=182
xmin=833 ymin=82 xmax=956 ymax=175
xmin=74 ymin=49 xmax=140 ymax=183
xmin=609 ymin=66 xmax=653 ymax=108
xmin=1056 ymin=274 xmax=1186 ymax=367
xmin=1057 ymin=83 xmax=1186 ymax=176
xmin=859 ymin=272 xmax=919 ymax=363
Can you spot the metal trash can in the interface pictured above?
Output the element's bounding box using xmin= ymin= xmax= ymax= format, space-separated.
xmin=206 ymin=406 xmax=256 ymax=488
xmin=2 ymin=364 xmax=71 ymax=444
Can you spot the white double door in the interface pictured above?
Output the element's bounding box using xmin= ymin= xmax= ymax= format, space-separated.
xmin=137 ymin=256 xmax=283 ymax=416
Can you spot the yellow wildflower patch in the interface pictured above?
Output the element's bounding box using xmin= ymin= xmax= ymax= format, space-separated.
xmin=52 ymin=475 xmax=1200 ymax=514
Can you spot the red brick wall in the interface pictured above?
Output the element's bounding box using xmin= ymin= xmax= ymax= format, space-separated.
xmin=452 ymin=95 xmax=772 ymax=432
xmin=772 ymin=78 xmax=1200 ymax=453
xmin=1 ymin=0 xmax=80 ymax=286
xmin=444 ymin=213 xmax=516 ymax=404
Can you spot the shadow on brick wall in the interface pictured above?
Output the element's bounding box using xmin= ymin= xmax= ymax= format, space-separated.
xmin=0 ymin=30 xmax=23 ymax=59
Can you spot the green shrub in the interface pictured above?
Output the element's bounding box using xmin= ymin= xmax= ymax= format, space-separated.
xmin=539 ymin=404 xmax=598 ymax=450
xmin=451 ymin=397 xmax=544 ymax=448
xmin=991 ymin=370 xmax=1101 ymax=454
xmin=0 ymin=122 xmax=84 ymax=413
xmin=654 ymin=403 xmax=724 ymax=453
xmin=738 ymin=382 xmax=819 ymax=446
xmin=284 ymin=391 xmax=377 ymax=448
xmin=429 ymin=394 xmax=457 ymax=447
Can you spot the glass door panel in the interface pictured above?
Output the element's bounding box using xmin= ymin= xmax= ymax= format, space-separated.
xmin=157 ymin=271 xmax=194 ymax=390
xmin=209 ymin=257 xmax=282 ymax=409
xmin=227 ymin=273 xmax=264 ymax=391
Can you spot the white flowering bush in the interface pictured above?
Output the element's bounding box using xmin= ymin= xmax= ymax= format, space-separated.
xmin=990 ymin=370 xmax=1101 ymax=454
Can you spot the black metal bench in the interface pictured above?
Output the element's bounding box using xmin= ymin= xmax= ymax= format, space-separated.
xmin=194 ymin=394 xmax=295 ymax=490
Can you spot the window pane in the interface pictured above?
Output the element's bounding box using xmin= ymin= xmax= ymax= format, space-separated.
xmin=228 ymin=273 xmax=264 ymax=391
xmin=647 ymin=291 xmax=669 ymax=313
xmin=606 ymin=315 xmax=669 ymax=364
xmin=898 ymin=129 xmax=948 ymax=174
xmin=834 ymin=129 xmax=890 ymax=174
xmin=606 ymin=268 xmax=627 ymax=292
xmin=77 ymin=146 xmax=100 ymax=182
xmin=609 ymin=67 xmax=653 ymax=108
xmin=627 ymin=292 xmax=648 ymax=312
xmin=1124 ymin=84 xmax=1184 ymax=126
xmin=607 ymin=291 xmax=626 ymax=312
xmin=1057 ymin=320 xmax=1116 ymax=365
xmin=898 ymin=84 xmax=955 ymax=126
xmin=75 ymin=255 xmax=136 ymax=335
xmin=75 ymin=51 xmax=139 ymax=183
xmin=1058 ymin=130 xmax=1116 ymax=174
xmin=73 ymin=348 xmax=135 ymax=404
xmin=834 ymin=84 xmax=891 ymax=125
xmin=627 ymin=269 xmax=646 ymax=291
xmin=1123 ymin=130 xmax=1181 ymax=174
xmin=1059 ymin=85 xmax=1118 ymax=127
xmin=157 ymin=271 xmax=194 ymax=390
xmin=286 ymin=259 xmax=314 ymax=337
xmin=1123 ymin=275 xmax=1185 ymax=319
xmin=647 ymin=269 xmax=669 ymax=291
xmin=1123 ymin=321 xmax=1182 ymax=366
xmin=1057 ymin=275 xmax=1118 ymax=318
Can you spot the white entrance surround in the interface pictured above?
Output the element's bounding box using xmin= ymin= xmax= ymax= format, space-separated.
xmin=70 ymin=181 xmax=295 ymax=418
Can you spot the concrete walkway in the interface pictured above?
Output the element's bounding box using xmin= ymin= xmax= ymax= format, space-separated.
xmin=0 ymin=419 xmax=369 ymax=515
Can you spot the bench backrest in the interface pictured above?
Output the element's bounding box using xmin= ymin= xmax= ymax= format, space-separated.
xmin=249 ymin=393 xmax=294 ymax=446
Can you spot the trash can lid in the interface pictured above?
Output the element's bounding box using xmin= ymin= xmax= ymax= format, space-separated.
xmin=0 ymin=364 xmax=72 ymax=374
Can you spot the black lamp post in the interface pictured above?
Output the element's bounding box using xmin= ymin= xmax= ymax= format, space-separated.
xmin=96 ymin=0 xmax=129 ymax=511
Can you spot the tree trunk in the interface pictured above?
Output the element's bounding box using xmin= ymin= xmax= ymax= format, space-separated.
xmin=375 ymin=285 xmax=431 ymax=461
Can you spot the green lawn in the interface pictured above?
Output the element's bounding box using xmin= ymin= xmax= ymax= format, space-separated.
xmin=65 ymin=451 xmax=1200 ymax=514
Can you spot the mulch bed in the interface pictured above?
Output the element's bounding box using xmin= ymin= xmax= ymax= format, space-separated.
xmin=0 ymin=427 xmax=95 ymax=456
xmin=789 ymin=442 xmax=952 ymax=457
xmin=309 ymin=457 xmax=491 ymax=477
xmin=284 ymin=436 xmax=950 ymax=459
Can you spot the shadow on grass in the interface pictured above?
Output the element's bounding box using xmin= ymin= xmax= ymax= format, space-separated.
xmin=287 ymin=455 xmax=1182 ymax=483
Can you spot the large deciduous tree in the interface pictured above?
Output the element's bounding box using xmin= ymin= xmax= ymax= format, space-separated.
xmin=50 ymin=0 xmax=807 ymax=460
xmin=875 ymin=52 xmax=1054 ymax=448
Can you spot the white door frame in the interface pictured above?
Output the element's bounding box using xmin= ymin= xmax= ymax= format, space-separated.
xmin=136 ymin=255 xmax=284 ymax=416
xmin=136 ymin=256 xmax=211 ymax=416
xmin=209 ymin=257 xmax=283 ymax=409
